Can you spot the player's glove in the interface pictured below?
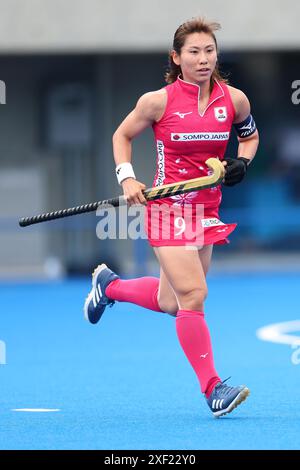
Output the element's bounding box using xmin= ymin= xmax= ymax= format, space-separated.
xmin=223 ymin=157 xmax=251 ymax=187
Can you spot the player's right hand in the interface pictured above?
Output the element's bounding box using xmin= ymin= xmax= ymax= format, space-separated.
xmin=121 ymin=178 xmax=147 ymax=206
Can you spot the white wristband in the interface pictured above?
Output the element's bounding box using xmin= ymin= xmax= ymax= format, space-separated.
xmin=116 ymin=162 xmax=136 ymax=185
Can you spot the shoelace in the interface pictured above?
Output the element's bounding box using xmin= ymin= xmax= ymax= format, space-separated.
xmin=215 ymin=376 xmax=236 ymax=397
xmin=221 ymin=376 xmax=231 ymax=385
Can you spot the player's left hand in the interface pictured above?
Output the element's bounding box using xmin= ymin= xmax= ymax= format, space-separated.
xmin=222 ymin=157 xmax=250 ymax=186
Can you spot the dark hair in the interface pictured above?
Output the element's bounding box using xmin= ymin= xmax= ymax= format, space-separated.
xmin=165 ymin=17 xmax=227 ymax=86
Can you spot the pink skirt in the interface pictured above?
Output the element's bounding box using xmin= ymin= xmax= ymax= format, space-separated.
xmin=145 ymin=202 xmax=236 ymax=247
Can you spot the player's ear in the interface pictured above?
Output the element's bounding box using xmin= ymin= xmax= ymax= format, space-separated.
xmin=171 ymin=50 xmax=180 ymax=66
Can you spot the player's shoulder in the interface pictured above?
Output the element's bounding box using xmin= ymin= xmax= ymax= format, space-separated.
xmin=227 ymin=85 xmax=251 ymax=123
xmin=227 ymin=85 xmax=249 ymax=107
xmin=137 ymin=88 xmax=167 ymax=108
xmin=136 ymin=88 xmax=167 ymax=120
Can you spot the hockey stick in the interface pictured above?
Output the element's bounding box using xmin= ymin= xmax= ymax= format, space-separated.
xmin=19 ymin=158 xmax=224 ymax=227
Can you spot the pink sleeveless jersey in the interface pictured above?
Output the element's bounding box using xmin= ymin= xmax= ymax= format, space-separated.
xmin=146 ymin=77 xmax=237 ymax=247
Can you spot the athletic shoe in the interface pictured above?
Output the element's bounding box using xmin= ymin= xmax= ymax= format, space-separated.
xmin=84 ymin=263 xmax=119 ymax=324
xmin=206 ymin=377 xmax=250 ymax=417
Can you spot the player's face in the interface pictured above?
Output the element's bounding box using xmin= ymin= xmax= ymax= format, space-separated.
xmin=172 ymin=32 xmax=218 ymax=85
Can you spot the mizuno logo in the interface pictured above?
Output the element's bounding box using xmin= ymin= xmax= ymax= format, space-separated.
xmin=240 ymin=116 xmax=254 ymax=130
xmin=173 ymin=111 xmax=193 ymax=119
xmin=200 ymin=353 xmax=208 ymax=358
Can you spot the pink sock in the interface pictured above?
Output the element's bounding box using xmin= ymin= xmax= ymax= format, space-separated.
xmin=176 ymin=309 xmax=221 ymax=396
xmin=105 ymin=277 xmax=163 ymax=312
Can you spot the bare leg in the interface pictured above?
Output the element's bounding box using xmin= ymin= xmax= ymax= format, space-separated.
xmin=154 ymin=245 xmax=220 ymax=395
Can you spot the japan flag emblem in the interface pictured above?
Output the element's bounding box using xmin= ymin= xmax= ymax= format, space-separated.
xmin=214 ymin=106 xmax=227 ymax=122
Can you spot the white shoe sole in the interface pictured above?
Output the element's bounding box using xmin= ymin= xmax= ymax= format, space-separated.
xmin=83 ymin=263 xmax=108 ymax=322
xmin=213 ymin=387 xmax=250 ymax=418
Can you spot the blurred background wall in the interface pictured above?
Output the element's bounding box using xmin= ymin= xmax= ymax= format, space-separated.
xmin=0 ymin=0 xmax=299 ymax=278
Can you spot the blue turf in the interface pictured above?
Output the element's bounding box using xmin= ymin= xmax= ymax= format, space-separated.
xmin=0 ymin=273 xmax=300 ymax=450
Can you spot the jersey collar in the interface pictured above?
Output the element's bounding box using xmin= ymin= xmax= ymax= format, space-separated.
xmin=176 ymin=76 xmax=225 ymax=116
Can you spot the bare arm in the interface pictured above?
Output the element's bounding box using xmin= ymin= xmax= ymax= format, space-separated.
xmin=112 ymin=90 xmax=166 ymax=205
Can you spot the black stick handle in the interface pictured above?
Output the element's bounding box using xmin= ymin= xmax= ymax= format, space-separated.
xmin=19 ymin=195 xmax=127 ymax=227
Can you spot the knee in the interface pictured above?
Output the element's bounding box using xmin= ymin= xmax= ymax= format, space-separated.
xmin=177 ymin=286 xmax=208 ymax=311
xmin=157 ymin=296 xmax=178 ymax=316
